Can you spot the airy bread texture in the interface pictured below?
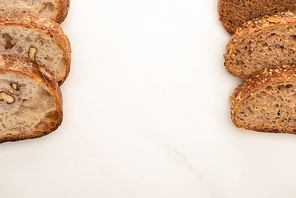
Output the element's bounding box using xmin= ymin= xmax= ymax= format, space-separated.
xmin=224 ymin=11 xmax=296 ymax=79
xmin=218 ymin=0 xmax=296 ymax=35
xmin=230 ymin=65 xmax=296 ymax=134
xmin=0 ymin=13 xmax=71 ymax=85
xmin=0 ymin=55 xmax=63 ymax=143
xmin=0 ymin=0 xmax=70 ymax=24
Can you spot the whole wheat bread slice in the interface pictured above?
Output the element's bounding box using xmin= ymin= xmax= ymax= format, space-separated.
xmin=230 ymin=65 xmax=296 ymax=134
xmin=224 ymin=11 xmax=296 ymax=79
xmin=0 ymin=13 xmax=71 ymax=85
xmin=218 ymin=0 xmax=296 ymax=35
xmin=0 ymin=55 xmax=63 ymax=143
xmin=0 ymin=0 xmax=70 ymax=24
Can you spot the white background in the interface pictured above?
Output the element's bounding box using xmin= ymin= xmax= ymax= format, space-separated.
xmin=2 ymin=1 xmax=296 ymax=198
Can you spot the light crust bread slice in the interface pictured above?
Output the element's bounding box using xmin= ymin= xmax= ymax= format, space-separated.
xmin=224 ymin=11 xmax=296 ymax=79
xmin=218 ymin=0 xmax=296 ymax=35
xmin=0 ymin=0 xmax=70 ymax=24
xmin=0 ymin=55 xmax=63 ymax=143
xmin=230 ymin=65 xmax=296 ymax=134
xmin=0 ymin=13 xmax=71 ymax=85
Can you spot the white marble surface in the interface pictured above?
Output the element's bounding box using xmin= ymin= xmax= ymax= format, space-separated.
xmin=2 ymin=1 xmax=296 ymax=197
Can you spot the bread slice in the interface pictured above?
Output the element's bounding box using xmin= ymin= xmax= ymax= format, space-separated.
xmin=0 ymin=55 xmax=63 ymax=143
xmin=0 ymin=0 xmax=70 ymax=24
xmin=0 ymin=13 xmax=71 ymax=85
xmin=218 ymin=0 xmax=296 ymax=35
xmin=230 ymin=65 xmax=296 ymax=134
xmin=224 ymin=11 xmax=296 ymax=79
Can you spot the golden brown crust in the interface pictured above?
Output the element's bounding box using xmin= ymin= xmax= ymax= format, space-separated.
xmin=58 ymin=0 xmax=70 ymax=24
xmin=230 ymin=65 xmax=296 ymax=133
xmin=224 ymin=11 xmax=296 ymax=78
xmin=0 ymin=55 xmax=63 ymax=143
xmin=0 ymin=13 xmax=71 ymax=85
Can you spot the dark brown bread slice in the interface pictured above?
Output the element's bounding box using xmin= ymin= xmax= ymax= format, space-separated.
xmin=224 ymin=11 xmax=296 ymax=79
xmin=230 ymin=65 xmax=296 ymax=134
xmin=218 ymin=0 xmax=296 ymax=35
xmin=0 ymin=55 xmax=63 ymax=143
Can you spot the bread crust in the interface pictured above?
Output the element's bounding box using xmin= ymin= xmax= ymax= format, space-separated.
xmin=0 ymin=13 xmax=71 ymax=85
xmin=0 ymin=55 xmax=63 ymax=143
xmin=224 ymin=11 xmax=296 ymax=78
xmin=230 ymin=65 xmax=296 ymax=133
xmin=58 ymin=0 xmax=70 ymax=24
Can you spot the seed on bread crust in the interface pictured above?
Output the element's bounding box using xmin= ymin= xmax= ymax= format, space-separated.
xmin=266 ymin=16 xmax=282 ymax=23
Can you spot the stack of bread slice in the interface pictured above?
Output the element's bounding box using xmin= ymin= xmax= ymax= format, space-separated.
xmin=219 ymin=1 xmax=296 ymax=134
xmin=0 ymin=1 xmax=71 ymax=143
